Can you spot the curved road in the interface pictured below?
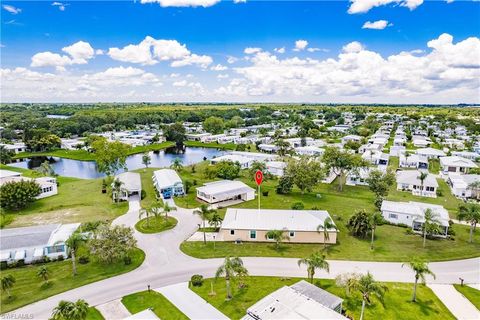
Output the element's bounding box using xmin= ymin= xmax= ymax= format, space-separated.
xmin=6 ymin=200 xmax=480 ymax=319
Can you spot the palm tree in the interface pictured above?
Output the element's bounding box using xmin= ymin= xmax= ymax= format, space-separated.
xmin=215 ymin=256 xmax=247 ymax=300
xmin=421 ymin=209 xmax=441 ymax=248
xmin=265 ymin=230 xmax=290 ymax=250
xmin=208 ymin=212 xmax=223 ymax=230
xmin=402 ymin=258 xmax=436 ymax=302
xmin=297 ymin=252 xmax=329 ymax=284
xmin=194 ymin=204 xmax=215 ymax=245
xmin=348 ymin=272 xmax=388 ymax=320
xmin=468 ymin=181 xmax=480 ymax=200
xmin=37 ymin=161 xmax=56 ymax=176
xmin=111 ymin=178 xmax=124 ymax=203
xmin=65 ymin=233 xmax=86 ymax=276
xmin=1 ymin=274 xmax=16 ymax=298
xmin=161 ymin=203 xmax=177 ymax=220
xmin=417 ymin=171 xmax=428 ymax=196
xmin=37 ymin=265 xmax=50 ymax=283
xmin=369 ymin=212 xmax=384 ymax=250
xmin=458 ymin=203 xmax=480 ymax=243
xmin=317 ymin=217 xmax=337 ymax=249
xmin=170 ymin=158 xmax=183 ymax=172
xmin=51 ymin=299 xmax=90 ymax=320
xmin=142 ymin=152 xmax=151 ymax=171
xmin=139 ymin=207 xmax=152 ymax=227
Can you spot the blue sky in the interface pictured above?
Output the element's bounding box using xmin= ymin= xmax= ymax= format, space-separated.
xmin=1 ymin=0 xmax=479 ymax=103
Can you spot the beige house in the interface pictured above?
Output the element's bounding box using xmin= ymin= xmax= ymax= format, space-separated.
xmin=219 ymin=208 xmax=338 ymax=244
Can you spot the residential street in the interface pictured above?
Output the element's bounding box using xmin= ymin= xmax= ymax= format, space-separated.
xmin=5 ymin=200 xmax=480 ymax=320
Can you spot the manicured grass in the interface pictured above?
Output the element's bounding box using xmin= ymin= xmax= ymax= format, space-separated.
xmin=178 ymin=162 xmax=479 ymax=262
xmin=86 ymin=307 xmax=105 ymax=320
xmin=1 ymin=165 xmax=128 ymax=228
xmin=388 ymin=156 xmax=399 ymax=171
xmin=128 ymin=142 xmax=175 ymax=155
xmin=135 ymin=216 xmax=178 ymax=234
xmin=135 ymin=167 xmax=160 ymax=209
xmin=453 ymin=285 xmax=480 ymax=310
xmin=184 ymin=141 xmax=237 ymax=150
xmin=0 ymin=248 xmax=145 ymax=313
xmin=191 ymin=276 xmax=454 ymax=320
xmin=122 ymin=290 xmax=188 ymax=320
xmin=429 ymin=159 xmax=440 ymax=174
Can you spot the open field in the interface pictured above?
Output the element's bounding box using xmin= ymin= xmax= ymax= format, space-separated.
xmin=0 ymin=248 xmax=144 ymax=313
xmin=191 ymin=276 xmax=454 ymax=320
xmin=0 ymin=165 xmax=128 ymax=228
xmin=177 ymin=162 xmax=479 ymax=261
xmin=121 ymin=290 xmax=188 ymax=320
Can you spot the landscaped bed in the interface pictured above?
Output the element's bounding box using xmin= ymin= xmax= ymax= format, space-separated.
xmin=0 ymin=248 xmax=145 ymax=313
xmin=135 ymin=216 xmax=178 ymax=234
xmin=191 ymin=276 xmax=454 ymax=320
xmin=121 ymin=290 xmax=188 ymax=320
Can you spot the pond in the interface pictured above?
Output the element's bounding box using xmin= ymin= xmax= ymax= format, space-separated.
xmin=9 ymin=146 xmax=225 ymax=179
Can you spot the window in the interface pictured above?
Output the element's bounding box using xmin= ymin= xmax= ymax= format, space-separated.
xmin=289 ymin=231 xmax=295 ymax=238
xmin=249 ymin=230 xmax=256 ymax=239
xmin=389 ymin=213 xmax=398 ymax=219
xmin=230 ymin=230 xmax=235 ymax=235
xmin=47 ymin=245 xmax=65 ymax=254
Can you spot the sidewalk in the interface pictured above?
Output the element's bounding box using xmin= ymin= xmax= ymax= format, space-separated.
xmin=428 ymin=284 xmax=480 ymax=320
xmin=96 ymin=299 xmax=131 ymax=320
xmin=155 ymin=282 xmax=229 ymax=320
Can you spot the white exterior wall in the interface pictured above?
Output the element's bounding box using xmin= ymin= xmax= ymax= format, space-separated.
xmin=382 ymin=209 xmax=415 ymax=226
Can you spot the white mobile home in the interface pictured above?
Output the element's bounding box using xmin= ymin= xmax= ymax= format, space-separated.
xmin=439 ymin=156 xmax=478 ymax=174
xmin=196 ymin=180 xmax=255 ymax=207
xmin=113 ymin=172 xmax=142 ymax=201
xmin=0 ymin=170 xmax=57 ymax=199
xmin=152 ymin=169 xmax=184 ymax=199
xmin=396 ymin=170 xmax=438 ymax=198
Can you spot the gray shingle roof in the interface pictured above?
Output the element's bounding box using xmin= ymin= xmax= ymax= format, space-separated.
xmin=290 ymin=280 xmax=343 ymax=310
xmin=0 ymin=224 xmax=59 ymax=250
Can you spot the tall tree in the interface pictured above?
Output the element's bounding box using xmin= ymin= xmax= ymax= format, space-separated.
xmin=138 ymin=207 xmax=152 ymax=227
xmin=89 ymin=225 xmax=137 ymax=264
xmin=285 ymin=157 xmax=324 ymax=194
xmin=457 ymin=203 xmax=480 ymax=243
xmin=208 ymin=212 xmax=223 ymax=230
xmin=317 ymin=217 xmax=337 ymax=249
xmin=274 ymin=139 xmax=291 ymax=156
xmin=51 ymin=299 xmax=89 ymax=320
xmin=170 ymin=158 xmax=183 ymax=172
xmin=111 ymin=178 xmax=124 ymax=203
xmin=164 ymin=122 xmax=186 ymax=148
xmin=65 ymin=233 xmax=86 ymax=276
xmin=347 ymin=210 xmax=371 ymax=239
xmin=402 ymin=258 xmax=436 ymax=302
xmin=215 ymin=256 xmax=248 ymax=300
xmin=297 ymin=252 xmax=330 ymax=284
xmin=203 ymin=116 xmax=225 ymax=134
xmin=265 ymin=230 xmax=290 ymax=249
xmin=91 ymin=138 xmax=131 ymax=177
xmin=193 ymin=204 xmax=215 ymax=245
xmin=161 ymin=202 xmax=176 ymax=220
xmin=142 ymin=152 xmax=151 ymax=170
xmin=0 ymin=145 xmax=14 ymax=164
xmin=1 ymin=274 xmax=16 ymax=299
xmin=418 ymin=172 xmax=429 ymax=197
xmin=323 ymin=147 xmax=368 ymax=191
xmin=366 ymin=170 xmax=395 ymax=210
xmin=347 ymin=272 xmax=388 ymax=320
xmin=369 ymin=212 xmax=384 ymax=250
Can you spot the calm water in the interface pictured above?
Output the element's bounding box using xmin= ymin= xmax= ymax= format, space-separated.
xmin=9 ymin=147 xmax=224 ymax=179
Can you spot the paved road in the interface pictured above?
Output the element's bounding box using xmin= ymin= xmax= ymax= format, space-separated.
xmin=5 ymin=201 xmax=480 ymax=320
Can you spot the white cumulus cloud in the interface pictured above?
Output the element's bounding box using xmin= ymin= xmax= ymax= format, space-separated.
xmin=293 ymin=40 xmax=308 ymax=51
xmin=362 ymin=20 xmax=391 ymax=30
xmin=140 ymin=0 xmax=220 ymax=7
xmin=348 ymin=0 xmax=423 ymax=14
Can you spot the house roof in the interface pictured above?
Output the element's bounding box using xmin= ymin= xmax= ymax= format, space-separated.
xmin=197 ymin=180 xmax=254 ymax=198
xmin=124 ymin=309 xmax=160 ymax=320
xmin=115 ymin=172 xmax=141 ymax=192
xmin=396 ymin=170 xmax=438 ymax=188
xmin=153 ymin=169 xmax=183 ymax=189
xmin=243 ymin=285 xmax=347 ymax=320
xmin=381 ymin=200 xmax=449 ymax=226
xmin=211 ymin=154 xmax=251 ymax=165
xmin=290 ymin=280 xmax=343 ymax=310
xmin=221 ymin=208 xmax=336 ymax=232
xmin=416 ymin=148 xmax=446 ymax=157
xmin=440 ymin=156 xmax=478 ymax=168
xmin=0 ymin=170 xmax=21 ymax=178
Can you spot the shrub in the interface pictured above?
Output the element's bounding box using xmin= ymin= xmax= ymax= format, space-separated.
xmin=0 ymin=180 xmax=41 ymax=210
xmin=141 ymin=190 xmax=146 ymax=200
xmin=436 ymin=189 xmax=443 ymax=197
xmin=276 ymin=175 xmax=293 ymax=194
xmin=191 ymin=274 xmax=204 ymax=287
xmin=0 ymin=261 xmax=7 ymax=270
xmin=291 ymin=202 xmax=304 ymax=210
xmin=262 ymin=191 xmax=269 ymax=197
xmin=79 ymin=256 xmax=90 ymax=264
xmin=16 ymin=259 xmax=25 ymax=267
xmin=57 ymin=255 xmax=64 ymax=262
xmin=123 ymin=256 xmax=132 ymax=265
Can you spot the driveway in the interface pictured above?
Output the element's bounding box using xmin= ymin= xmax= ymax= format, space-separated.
xmin=428 ymin=284 xmax=480 ymax=320
xmin=5 ymin=200 xmax=480 ymax=320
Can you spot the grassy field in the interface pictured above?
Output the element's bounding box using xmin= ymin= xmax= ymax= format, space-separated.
xmin=121 ymin=290 xmax=188 ymax=320
xmin=191 ymin=276 xmax=454 ymax=320
xmin=453 ymin=285 xmax=480 ymax=310
xmin=135 ymin=216 xmax=178 ymax=234
xmin=184 ymin=141 xmax=237 ymax=150
xmin=12 ymin=142 xmax=175 ymax=162
xmin=86 ymin=307 xmax=105 ymax=320
xmin=0 ymin=248 xmax=145 ymax=313
xmin=1 ymin=165 xmax=128 ymax=228
xmin=177 ymin=162 xmax=479 ymax=262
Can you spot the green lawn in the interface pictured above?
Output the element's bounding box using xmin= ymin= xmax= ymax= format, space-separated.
xmin=184 ymin=141 xmax=237 ymax=150
xmin=0 ymin=248 xmax=145 ymax=313
xmin=429 ymin=159 xmax=440 ymax=174
xmin=86 ymin=307 xmax=105 ymax=320
xmin=178 ymin=162 xmax=479 ymax=262
xmin=388 ymin=156 xmax=399 ymax=171
xmin=121 ymin=290 xmax=188 ymax=320
xmin=135 ymin=216 xmax=178 ymax=234
xmin=1 ymin=165 xmax=128 ymax=228
xmin=453 ymin=285 xmax=480 ymax=310
xmin=191 ymin=276 xmax=454 ymax=320
xmin=135 ymin=167 xmax=160 ymax=209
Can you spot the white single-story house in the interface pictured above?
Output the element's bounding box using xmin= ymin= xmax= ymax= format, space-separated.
xmin=196 ymin=180 xmax=255 ymax=207
xmin=381 ymin=200 xmax=449 ymax=237
xmin=186 ymin=133 xmax=212 ymax=141
xmin=390 ymin=146 xmax=406 ymax=157
xmin=416 ymin=147 xmax=446 ymax=159
xmin=230 ymin=151 xmax=277 ymax=162
xmin=444 ymin=138 xmax=465 ymax=150
xmin=412 ymin=136 xmax=431 ymax=148
xmin=439 ymin=156 xmax=478 ymax=174
xmin=346 ymin=167 xmax=372 ymax=186
xmin=341 ymin=135 xmax=362 ymax=145
xmin=265 ymin=161 xmax=286 ymax=177
xmin=242 ymin=280 xmax=346 ymax=320
xmin=201 ymin=134 xmax=226 ymax=143
xmin=0 ymin=170 xmax=58 ymax=199
xmin=399 ymin=154 xmax=429 ymax=170
xmin=152 ymin=169 xmax=184 ymax=199
xmin=61 ymin=138 xmax=84 ymax=150
xmin=285 ymin=137 xmax=315 ymax=148
xmin=211 ymin=155 xmax=252 ymax=169
xmin=113 ymin=172 xmax=142 ymax=201
xmin=258 ymin=144 xmax=279 ymax=153
xmin=327 ymin=125 xmax=351 ymax=133
xmin=294 ymin=145 xmax=324 ymax=156
xmin=393 ymin=137 xmax=406 ymax=146
xmin=447 ymin=173 xmax=480 ymax=199
xmin=0 ymin=223 xmax=80 ymax=265
xmin=362 ymin=150 xmax=389 ymax=166
xmin=451 ymin=151 xmax=479 ymax=161
xmin=396 ymin=170 xmax=438 ymax=198
xmin=0 ymin=142 xmax=26 ymax=154
xmin=220 ymin=208 xmax=338 ymax=244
